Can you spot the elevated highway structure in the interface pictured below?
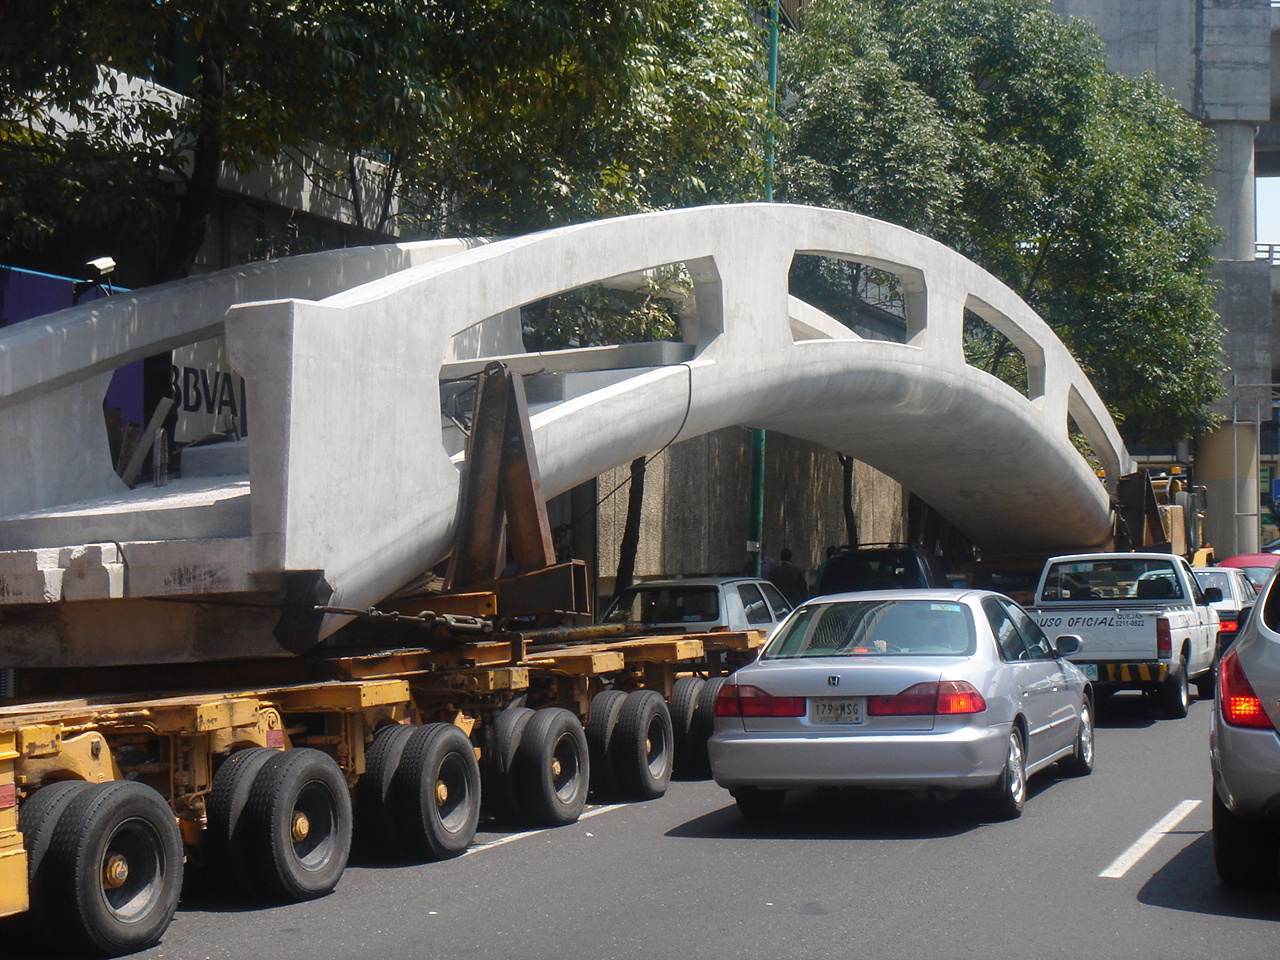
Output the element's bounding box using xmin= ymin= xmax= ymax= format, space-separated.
xmin=0 ymin=203 xmax=1131 ymax=666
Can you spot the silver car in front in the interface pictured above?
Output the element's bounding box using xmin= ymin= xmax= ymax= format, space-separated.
xmin=708 ymin=590 xmax=1094 ymax=820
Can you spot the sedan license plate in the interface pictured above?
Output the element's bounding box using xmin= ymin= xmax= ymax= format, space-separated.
xmin=1079 ymin=664 xmax=1098 ymax=680
xmin=812 ymin=697 xmax=864 ymax=724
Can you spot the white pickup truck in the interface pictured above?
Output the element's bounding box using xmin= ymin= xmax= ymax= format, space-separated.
xmin=1026 ymin=552 xmax=1220 ymax=719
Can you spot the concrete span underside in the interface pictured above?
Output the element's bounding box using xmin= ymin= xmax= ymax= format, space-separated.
xmin=0 ymin=204 xmax=1131 ymax=667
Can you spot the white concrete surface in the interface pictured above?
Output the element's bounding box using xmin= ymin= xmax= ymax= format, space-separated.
xmin=0 ymin=203 xmax=1131 ymax=662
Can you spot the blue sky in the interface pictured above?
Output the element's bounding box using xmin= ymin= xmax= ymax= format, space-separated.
xmin=1259 ymin=177 xmax=1280 ymax=244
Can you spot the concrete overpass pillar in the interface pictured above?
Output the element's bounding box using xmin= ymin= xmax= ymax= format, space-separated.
xmin=1208 ymin=122 xmax=1259 ymax=262
xmin=1199 ymin=421 xmax=1260 ymax=557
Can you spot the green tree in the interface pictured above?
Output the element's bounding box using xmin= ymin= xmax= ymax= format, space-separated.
xmin=1 ymin=0 xmax=770 ymax=282
xmin=779 ymin=0 xmax=1224 ymax=443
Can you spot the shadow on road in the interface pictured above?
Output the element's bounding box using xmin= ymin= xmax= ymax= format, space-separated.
xmin=665 ymin=774 xmax=1060 ymax=842
xmin=1094 ymin=691 xmax=1212 ymax=729
xmin=1137 ymin=831 xmax=1280 ymax=921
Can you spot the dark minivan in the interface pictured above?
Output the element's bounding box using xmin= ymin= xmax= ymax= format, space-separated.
xmin=815 ymin=543 xmax=949 ymax=596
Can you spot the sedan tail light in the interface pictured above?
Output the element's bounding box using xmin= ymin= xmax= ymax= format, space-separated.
xmin=866 ymin=680 xmax=987 ymax=717
xmin=1217 ymin=618 xmax=1239 ymax=637
xmin=714 ymin=683 xmax=806 ymax=717
xmin=1219 ymin=648 xmax=1277 ymax=730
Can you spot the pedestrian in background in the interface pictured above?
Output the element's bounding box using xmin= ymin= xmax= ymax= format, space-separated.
xmin=769 ymin=547 xmax=809 ymax=607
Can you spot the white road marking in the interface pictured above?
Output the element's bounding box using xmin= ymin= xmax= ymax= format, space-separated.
xmin=1098 ymin=799 xmax=1201 ymax=878
xmin=462 ymin=803 xmax=627 ymax=856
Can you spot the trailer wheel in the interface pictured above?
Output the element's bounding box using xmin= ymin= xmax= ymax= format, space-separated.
xmin=21 ymin=780 xmax=93 ymax=887
xmin=512 ymin=708 xmax=589 ymax=827
xmin=205 ymin=747 xmax=277 ymax=890
xmin=669 ymin=676 xmax=706 ymax=780
xmin=243 ymin=748 xmax=352 ymax=901
xmin=610 ymin=689 xmax=673 ymax=801
xmin=43 ymin=780 xmax=184 ymax=957
xmin=584 ymin=689 xmax=627 ymax=800
xmin=688 ymin=677 xmax=726 ymax=779
xmin=482 ymin=705 xmax=534 ymax=822
xmin=392 ymin=723 xmax=481 ymax=860
xmin=355 ymin=724 xmax=416 ymax=854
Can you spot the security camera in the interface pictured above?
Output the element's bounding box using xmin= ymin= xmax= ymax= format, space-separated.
xmin=86 ymin=256 xmax=116 ymax=277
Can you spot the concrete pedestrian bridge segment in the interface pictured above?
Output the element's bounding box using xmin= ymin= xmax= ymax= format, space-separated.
xmin=0 ymin=203 xmax=1131 ymax=666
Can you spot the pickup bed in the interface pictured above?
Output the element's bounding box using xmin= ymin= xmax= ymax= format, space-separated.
xmin=1026 ymin=552 xmax=1219 ymax=718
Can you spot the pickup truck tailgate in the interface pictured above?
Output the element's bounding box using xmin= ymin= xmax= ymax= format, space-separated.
xmin=1030 ymin=607 xmax=1168 ymax=660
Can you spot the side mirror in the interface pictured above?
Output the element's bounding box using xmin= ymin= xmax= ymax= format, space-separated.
xmin=1203 ymin=587 xmax=1223 ymax=604
xmin=1055 ymin=634 xmax=1083 ymax=657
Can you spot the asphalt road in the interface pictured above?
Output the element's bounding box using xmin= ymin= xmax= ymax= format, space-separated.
xmin=9 ymin=692 xmax=1279 ymax=959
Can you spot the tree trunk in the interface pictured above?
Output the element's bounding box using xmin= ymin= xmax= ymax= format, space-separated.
xmin=145 ymin=38 xmax=227 ymax=443
xmin=839 ymin=454 xmax=857 ymax=546
xmin=155 ymin=37 xmax=226 ymax=284
xmin=613 ymin=456 xmax=647 ymax=595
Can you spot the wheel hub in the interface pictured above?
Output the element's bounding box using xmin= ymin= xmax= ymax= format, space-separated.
xmin=435 ymin=780 xmax=449 ymax=805
xmin=102 ymin=852 xmax=129 ymax=889
xmin=291 ymin=810 xmax=311 ymax=842
xmin=550 ymin=758 xmax=562 ymax=779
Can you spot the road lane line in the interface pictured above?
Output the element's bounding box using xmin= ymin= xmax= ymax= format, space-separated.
xmin=1098 ymin=799 xmax=1201 ymax=878
xmin=462 ymin=803 xmax=628 ymax=856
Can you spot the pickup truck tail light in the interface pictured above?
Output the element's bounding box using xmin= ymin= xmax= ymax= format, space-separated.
xmin=867 ymin=680 xmax=987 ymax=716
xmin=1156 ymin=618 xmax=1172 ymax=658
xmin=714 ymin=684 xmax=806 ymax=717
xmin=1219 ymin=649 xmax=1276 ymax=730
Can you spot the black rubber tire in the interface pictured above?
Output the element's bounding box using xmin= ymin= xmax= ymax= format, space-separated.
xmin=1059 ymin=698 xmax=1095 ymax=777
xmin=1159 ymin=658 xmax=1190 ymax=719
xmin=610 ymin=689 xmax=674 ymax=801
xmin=733 ymin=786 xmax=786 ymax=822
xmin=669 ymin=676 xmax=706 ymax=780
xmin=512 ymin=707 xmax=590 ymax=827
xmin=391 ymin=723 xmax=481 ymax=860
xmin=1193 ymin=664 xmax=1216 ymax=700
xmin=355 ymin=724 xmax=416 ymax=854
xmin=482 ymin=705 xmax=535 ymax=822
xmin=985 ymin=725 xmax=1027 ymax=820
xmin=1213 ymin=790 xmax=1280 ymax=887
xmin=242 ymin=748 xmax=352 ymax=902
xmin=20 ymin=780 xmax=94 ymax=886
xmin=42 ymin=780 xmax=184 ymax=957
xmin=584 ymin=690 xmax=628 ymax=800
xmin=205 ymin=747 xmax=277 ymax=890
xmin=688 ymin=676 xmax=726 ymax=780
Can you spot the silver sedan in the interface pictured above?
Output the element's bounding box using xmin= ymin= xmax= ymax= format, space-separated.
xmin=708 ymin=589 xmax=1094 ymax=820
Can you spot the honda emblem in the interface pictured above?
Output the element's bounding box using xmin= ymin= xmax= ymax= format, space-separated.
xmin=827 ymin=675 xmax=840 ymax=686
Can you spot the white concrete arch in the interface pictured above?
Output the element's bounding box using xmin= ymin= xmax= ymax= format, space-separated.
xmin=227 ymin=203 xmax=1128 ymax=622
xmin=0 ymin=203 xmax=1131 ymax=656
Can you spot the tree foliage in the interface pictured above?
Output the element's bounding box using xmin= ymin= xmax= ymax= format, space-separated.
xmin=779 ymin=0 xmax=1224 ymax=443
xmin=0 ymin=0 xmax=771 ymax=283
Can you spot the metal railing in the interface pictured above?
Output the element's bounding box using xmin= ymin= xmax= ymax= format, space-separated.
xmin=1256 ymin=242 xmax=1280 ymax=264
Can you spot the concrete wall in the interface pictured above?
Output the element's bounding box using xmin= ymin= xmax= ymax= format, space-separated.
xmin=595 ymin=428 xmax=904 ymax=591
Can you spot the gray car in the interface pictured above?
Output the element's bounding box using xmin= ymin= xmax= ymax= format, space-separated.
xmin=1210 ymin=566 xmax=1280 ymax=886
xmin=708 ymin=589 xmax=1094 ymax=820
xmin=600 ymin=576 xmax=792 ymax=634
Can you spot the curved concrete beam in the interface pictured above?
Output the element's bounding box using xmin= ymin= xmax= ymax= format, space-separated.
xmin=226 ymin=204 xmax=1129 ymax=622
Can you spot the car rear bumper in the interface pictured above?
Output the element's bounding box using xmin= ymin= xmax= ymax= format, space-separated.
xmin=1077 ymin=662 xmax=1170 ymax=688
xmin=708 ymin=722 xmax=1009 ymax=792
xmin=1211 ymin=722 xmax=1280 ymax=825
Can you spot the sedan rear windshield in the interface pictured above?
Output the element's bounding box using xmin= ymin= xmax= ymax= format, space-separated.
xmin=602 ymin=586 xmax=720 ymax=624
xmin=763 ymin=599 xmax=975 ymax=659
xmin=1040 ymin=558 xmax=1183 ymax=601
